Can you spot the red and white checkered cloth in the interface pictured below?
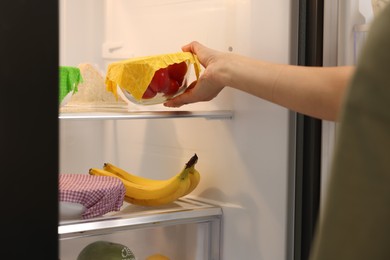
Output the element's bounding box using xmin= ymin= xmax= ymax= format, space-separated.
xmin=59 ymin=174 xmax=125 ymax=219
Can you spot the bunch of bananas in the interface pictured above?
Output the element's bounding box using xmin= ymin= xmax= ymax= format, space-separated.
xmin=89 ymin=154 xmax=200 ymax=207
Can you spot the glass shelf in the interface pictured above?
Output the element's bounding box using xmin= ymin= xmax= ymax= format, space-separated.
xmin=59 ymin=106 xmax=233 ymax=120
xmin=59 ymin=197 xmax=222 ymax=259
xmin=59 ymin=197 xmax=222 ymax=239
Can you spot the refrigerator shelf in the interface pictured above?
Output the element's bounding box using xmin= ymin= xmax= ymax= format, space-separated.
xmin=59 ymin=197 xmax=222 ymax=239
xmin=59 ymin=107 xmax=233 ymax=120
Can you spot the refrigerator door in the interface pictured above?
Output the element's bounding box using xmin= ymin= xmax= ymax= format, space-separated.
xmin=321 ymin=0 xmax=375 ymax=213
xmin=1 ymin=1 xmax=59 ymax=259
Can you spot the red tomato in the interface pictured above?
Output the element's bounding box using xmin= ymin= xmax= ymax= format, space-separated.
xmin=162 ymin=78 xmax=180 ymax=96
xmin=142 ymin=86 xmax=157 ymax=99
xmin=167 ymin=62 xmax=188 ymax=85
xmin=149 ymin=68 xmax=170 ymax=93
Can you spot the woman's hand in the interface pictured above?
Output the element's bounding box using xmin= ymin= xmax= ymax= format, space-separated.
xmin=164 ymin=41 xmax=228 ymax=107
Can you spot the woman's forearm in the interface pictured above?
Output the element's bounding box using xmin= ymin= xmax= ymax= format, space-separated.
xmin=165 ymin=41 xmax=354 ymax=121
xmin=224 ymin=54 xmax=355 ymax=121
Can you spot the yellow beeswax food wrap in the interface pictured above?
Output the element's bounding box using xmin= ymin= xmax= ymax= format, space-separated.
xmin=105 ymin=52 xmax=201 ymax=101
xmin=59 ymin=66 xmax=83 ymax=104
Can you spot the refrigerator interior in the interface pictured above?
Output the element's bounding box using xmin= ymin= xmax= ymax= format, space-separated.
xmin=59 ymin=0 xmax=296 ymax=259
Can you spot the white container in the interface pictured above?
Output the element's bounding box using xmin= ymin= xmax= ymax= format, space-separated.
xmin=353 ymin=23 xmax=371 ymax=64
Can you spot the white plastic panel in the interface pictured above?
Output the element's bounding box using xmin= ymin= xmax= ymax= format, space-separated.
xmin=102 ymin=0 xmax=238 ymax=59
xmin=59 ymin=0 xmax=106 ymax=67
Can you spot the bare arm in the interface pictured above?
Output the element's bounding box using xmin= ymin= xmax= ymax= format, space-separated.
xmin=164 ymin=41 xmax=355 ymax=121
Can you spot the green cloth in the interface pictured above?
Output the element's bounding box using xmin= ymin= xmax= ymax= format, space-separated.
xmin=59 ymin=66 xmax=83 ymax=103
xmin=310 ymin=4 xmax=390 ymax=260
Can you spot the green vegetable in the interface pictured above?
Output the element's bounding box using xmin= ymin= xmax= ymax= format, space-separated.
xmin=77 ymin=241 xmax=136 ymax=260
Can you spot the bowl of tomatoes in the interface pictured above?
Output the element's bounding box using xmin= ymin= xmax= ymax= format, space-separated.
xmin=118 ymin=60 xmax=191 ymax=105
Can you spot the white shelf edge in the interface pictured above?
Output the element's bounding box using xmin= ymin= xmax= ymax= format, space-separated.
xmin=59 ymin=110 xmax=234 ymax=120
xmin=58 ymin=198 xmax=222 ymax=238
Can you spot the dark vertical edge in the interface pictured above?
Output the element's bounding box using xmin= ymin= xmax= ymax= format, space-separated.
xmin=295 ymin=115 xmax=322 ymax=260
xmin=286 ymin=0 xmax=300 ymax=260
xmin=294 ymin=1 xmax=324 ymax=260
xmin=0 ymin=0 xmax=59 ymax=258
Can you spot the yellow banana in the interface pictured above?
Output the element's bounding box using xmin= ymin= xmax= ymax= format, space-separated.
xmin=183 ymin=167 xmax=201 ymax=196
xmin=123 ymin=176 xmax=190 ymax=206
xmin=103 ymin=162 xmax=170 ymax=186
xmin=89 ymin=167 xmax=186 ymax=200
xmin=124 ymin=155 xmax=199 ymax=206
xmin=89 ymin=154 xmax=199 ymax=201
xmin=104 ymin=162 xmax=200 ymax=195
xmin=123 ymin=168 xmax=199 ymax=206
xmin=88 ymin=168 xmax=123 ymax=180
